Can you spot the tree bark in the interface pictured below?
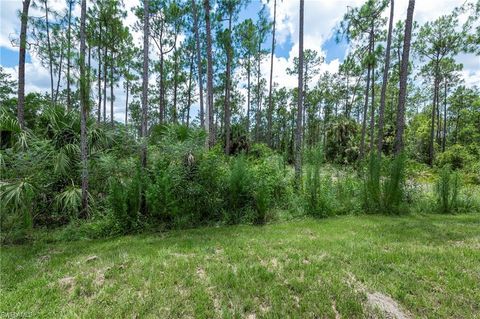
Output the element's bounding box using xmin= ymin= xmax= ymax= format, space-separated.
xmin=266 ymin=0 xmax=276 ymax=147
xmin=66 ymin=0 xmax=72 ymax=110
xmin=17 ymin=0 xmax=31 ymax=129
xmin=79 ymin=0 xmax=89 ymax=217
xmin=246 ymin=57 xmax=251 ymax=134
xmin=97 ymin=43 xmax=102 ymax=122
xmin=255 ymin=39 xmax=262 ymax=142
xmin=224 ymin=13 xmax=232 ymax=155
xmin=186 ymin=53 xmax=194 ymax=128
xmin=377 ymin=0 xmax=394 ymax=156
xmin=44 ymin=0 xmax=54 ymax=104
xmin=294 ymin=0 xmax=304 ymax=188
xmin=442 ymin=79 xmax=447 ymax=152
xmin=110 ymin=51 xmax=114 ymax=126
xmin=103 ymin=47 xmax=107 ymax=123
xmin=428 ymin=76 xmax=438 ymax=165
xmin=125 ymin=76 xmax=129 ymax=126
xmin=204 ymin=0 xmax=215 ymax=148
xmin=359 ymin=36 xmax=372 ymax=160
xmin=394 ymin=0 xmax=415 ymax=156
xmin=369 ymin=27 xmax=376 ymax=153
xmin=192 ymin=0 xmax=205 ymax=128
xmin=140 ymin=0 xmax=150 ymax=215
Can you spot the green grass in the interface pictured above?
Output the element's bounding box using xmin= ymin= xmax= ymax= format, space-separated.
xmin=1 ymin=214 xmax=479 ymax=318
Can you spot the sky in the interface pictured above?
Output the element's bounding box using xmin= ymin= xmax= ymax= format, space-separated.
xmin=1 ymin=0 xmax=479 ymax=123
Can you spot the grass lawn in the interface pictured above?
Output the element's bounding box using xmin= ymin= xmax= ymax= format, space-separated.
xmin=1 ymin=214 xmax=479 ymax=318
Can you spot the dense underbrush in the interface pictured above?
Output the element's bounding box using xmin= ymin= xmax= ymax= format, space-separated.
xmin=1 ymin=109 xmax=479 ymax=244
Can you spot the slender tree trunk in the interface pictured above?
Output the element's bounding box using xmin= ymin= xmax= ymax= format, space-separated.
xmin=359 ymin=36 xmax=372 ymax=160
xmin=159 ymin=55 xmax=165 ymax=123
xmin=377 ymin=0 xmax=394 ymax=156
xmin=204 ymin=0 xmax=215 ymax=148
xmin=442 ymin=79 xmax=447 ymax=152
xmin=224 ymin=14 xmax=232 ymax=155
xmin=173 ymin=49 xmax=178 ymax=123
xmin=345 ymin=70 xmax=350 ymax=117
xmin=103 ymin=47 xmax=107 ymax=123
xmin=369 ymin=32 xmax=376 ymax=153
xmin=436 ymin=84 xmax=440 ymax=142
xmin=54 ymin=40 xmax=64 ymax=104
xmin=97 ymin=44 xmax=102 ymax=122
xmin=125 ymin=78 xmax=129 ymax=126
xmin=255 ymin=40 xmax=262 ymax=141
xmin=267 ymin=0 xmax=277 ymax=147
xmin=186 ymin=53 xmax=194 ymax=128
xmin=294 ymin=0 xmax=304 ymax=188
xmin=428 ymin=77 xmax=438 ymax=165
xmin=44 ymin=0 xmax=54 ymax=104
xmin=17 ymin=0 xmax=31 ymax=129
xmin=192 ymin=0 xmax=205 ymax=128
xmin=79 ymin=0 xmax=89 ymax=217
xmin=394 ymin=0 xmax=415 ymax=156
xmin=140 ymin=0 xmax=150 ymax=215
xmin=246 ymin=57 xmax=251 ymax=134
xmin=67 ymin=0 xmax=72 ymax=110
xmin=110 ymin=51 xmax=114 ymax=126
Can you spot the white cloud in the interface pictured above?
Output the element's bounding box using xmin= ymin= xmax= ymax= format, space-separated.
xmin=1 ymin=0 xmax=479 ymax=123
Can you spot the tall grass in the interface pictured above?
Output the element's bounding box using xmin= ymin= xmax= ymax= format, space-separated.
xmin=435 ymin=165 xmax=460 ymax=214
xmin=362 ymin=153 xmax=406 ymax=214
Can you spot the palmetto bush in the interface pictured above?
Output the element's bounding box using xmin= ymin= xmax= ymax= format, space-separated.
xmin=0 ymin=106 xmax=115 ymax=237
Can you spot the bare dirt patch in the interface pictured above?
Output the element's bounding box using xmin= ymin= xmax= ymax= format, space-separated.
xmin=346 ymin=272 xmax=411 ymax=319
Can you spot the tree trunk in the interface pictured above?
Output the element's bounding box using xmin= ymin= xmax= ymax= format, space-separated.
xmin=45 ymin=0 xmax=55 ymax=104
xmin=246 ymin=57 xmax=251 ymax=134
xmin=428 ymin=77 xmax=438 ymax=165
xmin=67 ymin=0 xmax=72 ymax=110
xmin=110 ymin=51 xmax=114 ymax=126
xmin=54 ymin=39 xmax=64 ymax=104
xmin=97 ymin=43 xmax=102 ymax=122
xmin=140 ymin=0 xmax=150 ymax=215
xmin=79 ymin=0 xmax=89 ymax=217
xmin=442 ymin=80 xmax=447 ymax=152
xmin=187 ymin=53 xmax=194 ymax=128
xmin=294 ymin=0 xmax=304 ymax=188
xmin=159 ymin=54 xmax=165 ymax=123
xmin=377 ymin=0 xmax=394 ymax=156
xmin=394 ymin=0 xmax=415 ymax=156
xmin=192 ymin=0 xmax=205 ymax=128
xmin=204 ymin=0 xmax=215 ymax=148
xmin=266 ymin=0 xmax=277 ymax=147
xmin=173 ymin=49 xmax=178 ymax=123
xmin=125 ymin=77 xmax=129 ymax=126
xmin=359 ymin=36 xmax=372 ymax=160
xmin=255 ymin=40 xmax=262 ymax=142
xmin=369 ymin=31 xmax=376 ymax=153
xmin=103 ymin=47 xmax=107 ymax=123
xmin=224 ymin=13 xmax=232 ymax=155
xmin=17 ymin=0 xmax=31 ymax=129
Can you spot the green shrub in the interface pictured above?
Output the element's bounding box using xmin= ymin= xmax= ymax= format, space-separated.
xmin=436 ymin=144 xmax=474 ymax=170
xmin=362 ymin=153 xmax=407 ymax=214
xmin=435 ymin=165 xmax=460 ymax=214
xmin=108 ymin=169 xmax=142 ymax=233
xmin=225 ymin=155 xmax=253 ymax=224
xmin=304 ymin=146 xmax=334 ymax=217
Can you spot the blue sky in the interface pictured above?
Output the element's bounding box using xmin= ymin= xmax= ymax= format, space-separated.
xmin=1 ymin=0 xmax=478 ymax=123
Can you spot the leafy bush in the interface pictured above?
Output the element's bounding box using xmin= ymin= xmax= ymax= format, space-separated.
xmin=436 ymin=144 xmax=474 ymax=170
xmin=362 ymin=153 xmax=406 ymax=214
xmin=304 ymin=146 xmax=334 ymax=217
xmin=108 ymin=169 xmax=142 ymax=233
xmin=435 ymin=165 xmax=460 ymax=214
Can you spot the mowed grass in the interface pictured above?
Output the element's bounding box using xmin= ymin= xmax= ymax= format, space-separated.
xmin=1 ymin=214 xmax=479 ymax=318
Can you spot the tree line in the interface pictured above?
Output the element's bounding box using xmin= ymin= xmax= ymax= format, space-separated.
xmin=6 ymin=0 xmax=480 ymax=217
